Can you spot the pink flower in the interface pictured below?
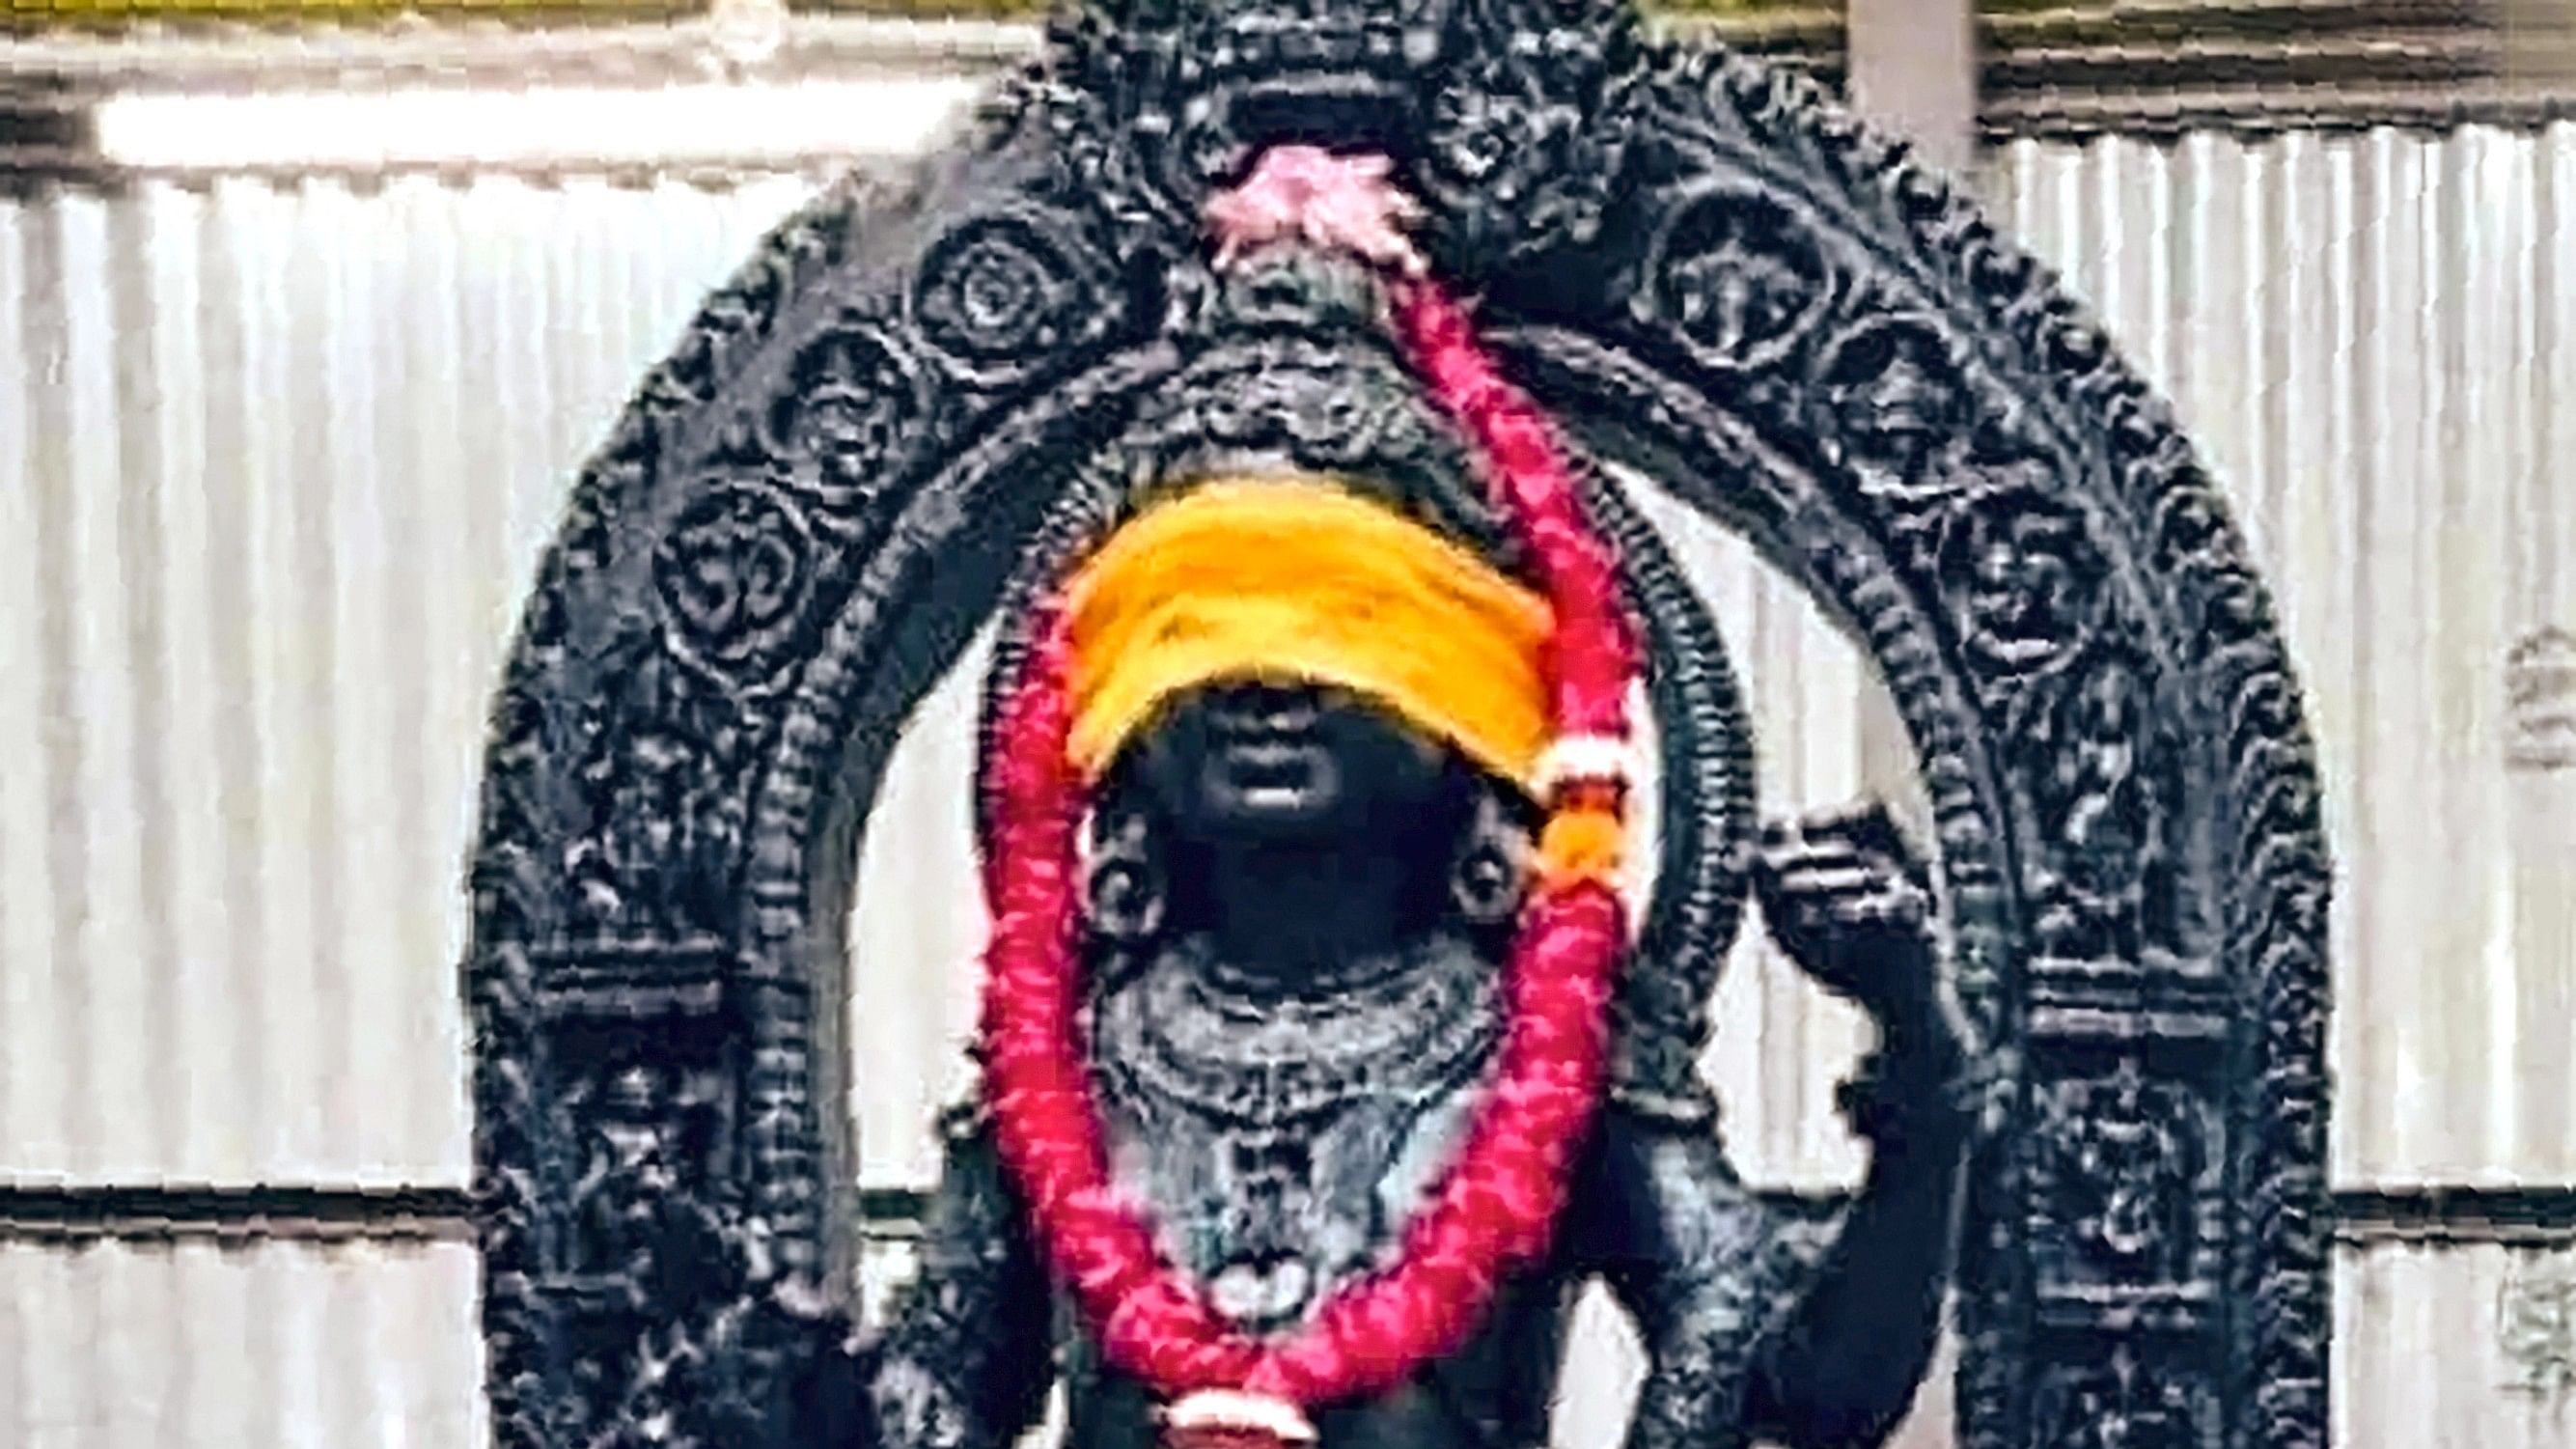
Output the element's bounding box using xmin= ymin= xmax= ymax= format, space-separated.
xmin=1205 ymin=145 xmax=1427 ymax=276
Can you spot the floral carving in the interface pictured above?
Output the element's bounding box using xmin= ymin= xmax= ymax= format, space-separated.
xmin=1409 ymin=0 xmax=1637 ymax=274
xmin=654 ymin=485 xmax=817 ymax=688
xmin=1421 ymin=59 xmax=1626 ymax=271
xmin=913 ymin=213 xmax=1106 ymax=384
xmin=766 ymin=323 xmax=928 ymax=514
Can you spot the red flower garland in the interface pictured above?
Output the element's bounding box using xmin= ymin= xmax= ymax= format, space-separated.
xmin=977 ymin=147 xmax=1639 ymax=1413
xmin=1388 ymin=276 xmax=1638 ymax=738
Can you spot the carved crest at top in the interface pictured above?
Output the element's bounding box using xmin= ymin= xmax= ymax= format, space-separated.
xmin=1035 ymin=0 xmax=1641 ymax=272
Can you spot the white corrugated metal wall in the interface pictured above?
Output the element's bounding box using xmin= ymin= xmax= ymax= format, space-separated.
xmin=0 ymin=173 xmax=819 ymax=1449
xmin=2 ymin=123 xmax=2570 ymax=1446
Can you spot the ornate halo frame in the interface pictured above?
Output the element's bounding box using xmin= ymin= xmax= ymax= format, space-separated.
xmin=459 ymin=5 xmax=2334 ymax=1448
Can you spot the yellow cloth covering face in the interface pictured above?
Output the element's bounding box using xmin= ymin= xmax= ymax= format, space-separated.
xmin=1064 ymin=479 xmax=1555 ymax=788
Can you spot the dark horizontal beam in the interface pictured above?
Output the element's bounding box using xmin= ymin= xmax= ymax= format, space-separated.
xmin=1982 ymin=83 xmax=2576 ymax=144
xmin=3 ymin=1181 xmax=2569 ymax=1248
xmin=851 ymin=1185 xmax=2576 ymax=1248
xmin=3 ymin=0 xmax=706 ymax=30
xmin=0 ymin=1183 xmax=472 ymax=1245
xmin=2335 ymin=1186 xmax=2576 ymax=1246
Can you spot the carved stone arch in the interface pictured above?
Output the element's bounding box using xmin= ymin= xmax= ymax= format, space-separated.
xmin=461 ymin=8 xmax=2331 ymax=1449
xmin=1495 ymin=47 xmax=2330 ymax=1449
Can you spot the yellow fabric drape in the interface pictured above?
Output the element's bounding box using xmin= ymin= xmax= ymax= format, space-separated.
xmin=1065 ymin=479 xmax=1554 ymax=786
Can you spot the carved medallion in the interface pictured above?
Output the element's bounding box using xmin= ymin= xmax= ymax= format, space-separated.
xmin=654 ymin=483 xmax=818 ymax=688
xmin=1640 ymin=185 xmax=1838 ymax=373
xmin=913 ymin=210 xmax=1117 ymax=386
xmin=763 ymin=319 xmax=933 ymax=516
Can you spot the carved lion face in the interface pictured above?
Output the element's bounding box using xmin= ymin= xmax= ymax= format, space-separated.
xmin=1084 ymin=0 xmax=1460 ymax=160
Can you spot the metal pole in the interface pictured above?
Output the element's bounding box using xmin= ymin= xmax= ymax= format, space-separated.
xmin=2504 ymin=0 xmax=2576 ymax=100
xmin=1845 ymin=0 xmax=1978 ymax=176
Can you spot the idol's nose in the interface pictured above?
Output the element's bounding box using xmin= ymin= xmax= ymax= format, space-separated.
xmin=1205 ymin=680 xmax=1324 ymax=738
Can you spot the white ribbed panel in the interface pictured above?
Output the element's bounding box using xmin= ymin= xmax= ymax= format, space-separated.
xmin=1990 ymin=124 xmax=2576 ymax=1187
xmin=0 ymin=1237 xmax=484 ymax=1449
xmin=2338 ymin=1241 xmax=2576 ymax=1449
xmin=846 ymin=631 xmax=995 ymax=1190
xmin=0 ymin=174 xmax=819 ymax=1187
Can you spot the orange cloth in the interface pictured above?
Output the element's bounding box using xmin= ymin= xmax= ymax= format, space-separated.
xmin=1064 ymin=478 xmax=1554 ymax=786
xmin=1537 ymin=805 xmax=1624 ymax=890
